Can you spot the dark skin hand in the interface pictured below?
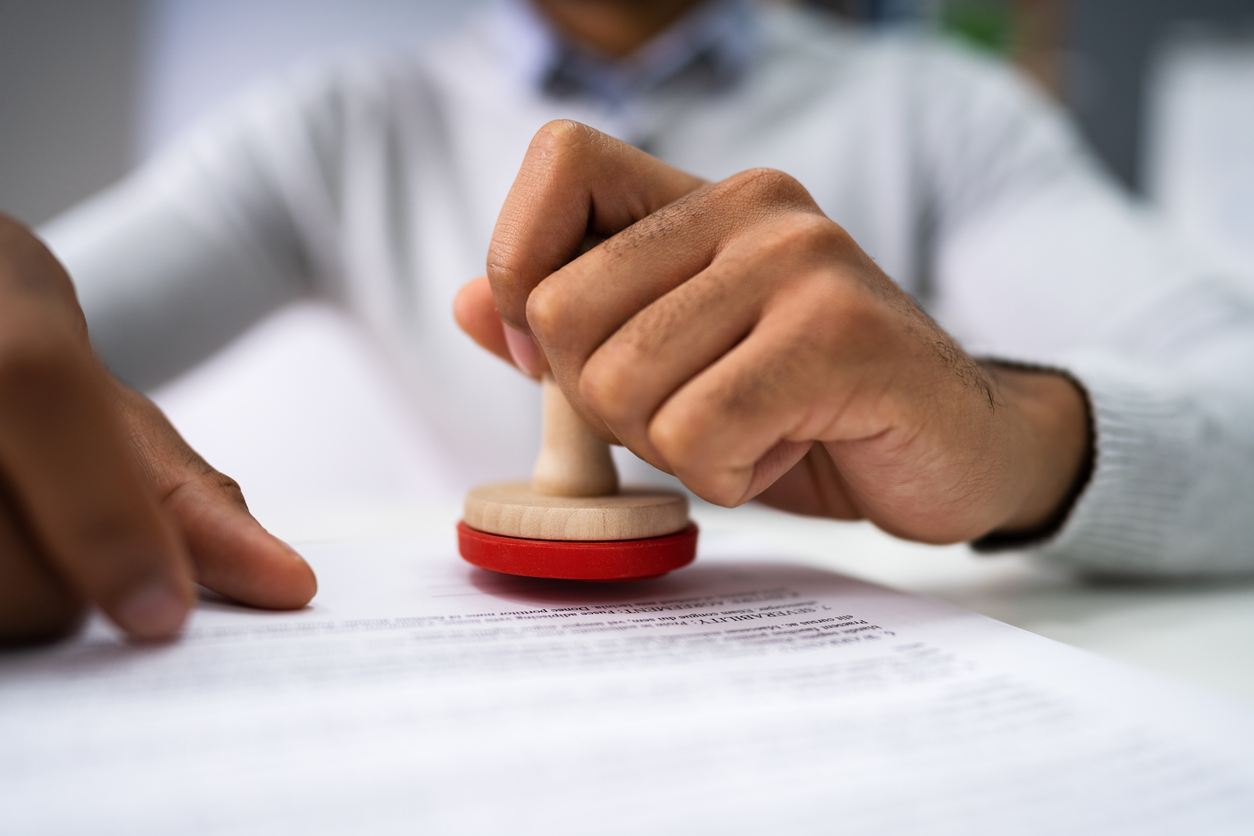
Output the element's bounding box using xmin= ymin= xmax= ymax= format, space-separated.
xmin=455 ymin=122 xmax=1090 ymax=545
xmin=0 ymin=214 xmax=316 ymax=645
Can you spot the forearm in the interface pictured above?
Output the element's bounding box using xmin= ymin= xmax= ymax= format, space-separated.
xmin=41 ymin=165 xmax=310 ymax=392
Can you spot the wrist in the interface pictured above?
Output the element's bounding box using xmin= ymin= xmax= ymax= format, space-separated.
xmin=985 ymin=362 xmax=1094 ymax=539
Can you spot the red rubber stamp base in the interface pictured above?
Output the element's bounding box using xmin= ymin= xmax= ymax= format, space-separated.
xmin=457 ymin=520 xmax=698 ymax=581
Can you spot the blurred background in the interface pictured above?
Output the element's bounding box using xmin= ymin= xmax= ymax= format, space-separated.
xmin=1 ymin=0 xmax=1252 ymax=521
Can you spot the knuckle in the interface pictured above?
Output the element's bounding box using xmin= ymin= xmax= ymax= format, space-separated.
xmin=725 ymin=166 xmax=788 ymax=193
xmin=580 ymin=351 xmax=639 ymax=426
xmin=762 ymin=213 xmax=851 ymax=264
xmin=648 ymin=403 xmax=702 ymax=471
xmin=484 ymin=241 xmax=524 ymax=288
xmin=809 ymin=282 xmax=896 ymax=357
xmin=527 ymin=121 xmax=605 ymax=187
xmin=204 ymin=470 xmax=247 ymax=508
xmin=182 ymin=468 xmax=248 ymax=513
xmin=200 ymin=471 xmax=244 ymax=503
xmin=163 ymin=466 xmax=250 ymax=525
xmin=648 ymin=393 xmax=754 ymax=509
xmin=484 ymin=249 xmax=532 ymax=331
xmin=723 ymin=167 xmax=813 ymax=207
xmin=524 ymin=280 xmax=568 ymax=344
xmin=532 ymin=119 xmax=596 ymax=157
xmin=828 ymin=282 xmax=883 ymax=329
xmin=653 ymin=420 xmax=740 ymax=507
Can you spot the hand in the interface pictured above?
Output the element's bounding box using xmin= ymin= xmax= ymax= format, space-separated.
xmin=455 ymin=121 xmax=1090 ymax=545
xmin=0 ymin=214 xmax=316 ymax=645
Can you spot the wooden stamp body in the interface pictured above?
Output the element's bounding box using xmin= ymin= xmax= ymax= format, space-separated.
xmin=464 ymin=481 xmax=688 ymax=541
xmin=458 ymin=374 xmax=696 ymax=580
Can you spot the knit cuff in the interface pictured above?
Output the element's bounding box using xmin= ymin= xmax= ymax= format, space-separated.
xmin=1017 ymin=356 xmax=1198 ymax=575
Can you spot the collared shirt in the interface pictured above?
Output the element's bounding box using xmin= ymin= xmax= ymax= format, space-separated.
xmin=495 ymin=0 xmax=758 ymax=110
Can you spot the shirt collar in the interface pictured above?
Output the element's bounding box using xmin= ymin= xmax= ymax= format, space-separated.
xmin=494 ymin=0 xmax=758 ymax=109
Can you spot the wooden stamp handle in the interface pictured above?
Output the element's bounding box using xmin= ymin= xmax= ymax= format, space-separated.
xmin=531 ymin=374 xmax=619 ymax=497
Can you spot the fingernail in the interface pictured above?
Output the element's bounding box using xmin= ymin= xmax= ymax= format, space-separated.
xmin=503 ymin=325 xmax=540 ymax=376
xmin=115 ymin=579 xmax=187 ymax=639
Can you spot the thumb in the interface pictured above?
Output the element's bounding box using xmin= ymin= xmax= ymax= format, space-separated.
xmin=454 ymin=276 xmax=550 ymax=377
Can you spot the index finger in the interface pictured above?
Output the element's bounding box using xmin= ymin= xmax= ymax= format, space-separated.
xmin=486 ymin=121 xmax=706 ymax=336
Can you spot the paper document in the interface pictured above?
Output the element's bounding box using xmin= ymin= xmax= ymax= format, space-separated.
xmin=3 ymin=534 xmax=1252 ymax=834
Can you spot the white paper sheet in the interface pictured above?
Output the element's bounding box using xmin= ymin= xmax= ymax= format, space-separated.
xmin=3 ymin=534 xmax=1252 ymax=835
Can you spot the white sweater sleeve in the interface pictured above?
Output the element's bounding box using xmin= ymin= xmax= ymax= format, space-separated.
xmin=39 ymin=68 xmax=354 ymax=391
xmin=920 ymin=44 xmax=1254 ymax=576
